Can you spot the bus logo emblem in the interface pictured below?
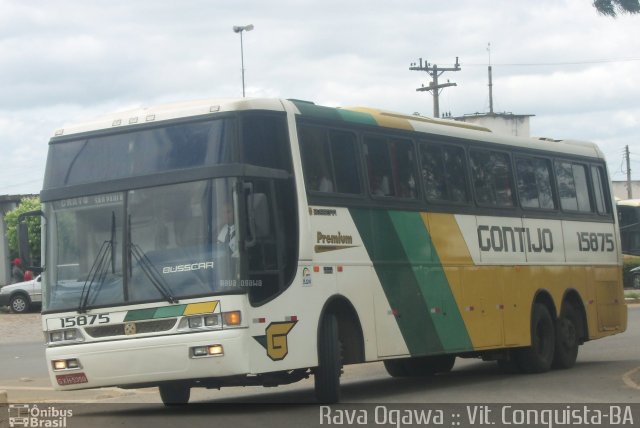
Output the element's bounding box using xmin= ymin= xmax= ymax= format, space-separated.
xmin=124 ymin=322 xmax=137 ymax=335
xmin=253 ymin=321 xmax=297 ymax=361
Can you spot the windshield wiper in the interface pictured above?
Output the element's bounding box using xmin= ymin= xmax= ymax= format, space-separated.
xmin=128 ymin=243 xmax=178 ymax=304
xmin=78 ymin=212 xmax=117 ymax=313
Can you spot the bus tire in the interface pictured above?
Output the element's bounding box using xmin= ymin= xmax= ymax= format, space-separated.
xmin=383 ymin=359 xmax=409 ymax=377
xmin=314 ymin=313 xmax=342 ymax=404
xmin=516 ymin=303 xmax=555 ymax=373
xmin=552 ymin=305 xmax=580 ymax=369
xmin=159 ymin=383 xmax=190 ymax=406
xmin=384 ymin=355 xmax=455 ymax=377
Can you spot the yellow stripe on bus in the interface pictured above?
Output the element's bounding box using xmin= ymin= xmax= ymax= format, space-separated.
xmin=184 ymin=301 xmax=218 ymax=315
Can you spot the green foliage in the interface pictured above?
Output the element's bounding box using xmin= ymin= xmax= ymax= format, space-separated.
xmin=593 ymin=0 xmax=640 ymax=17
xmin=4 ymin=197 xmax=41 ymax=266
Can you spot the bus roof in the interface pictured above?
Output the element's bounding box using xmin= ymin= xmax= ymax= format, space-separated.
xmin=617 ymin=199 xmax=640 ymax=207
xmin=51 ymin=97 xmax=604 ymax=161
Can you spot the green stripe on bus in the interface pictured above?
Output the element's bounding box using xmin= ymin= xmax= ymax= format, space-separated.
xmin=154 ymin=305 xmax=187 ymax=318
xmin=337 ymin=109 xmax=378 ymax=126
xmin=388 ymin=211 xmax=473 ymax=352
xmin=350 ymin=208 xmax=444 ymax=356
xmin=124 ymin=308 xmax=158 ymax=322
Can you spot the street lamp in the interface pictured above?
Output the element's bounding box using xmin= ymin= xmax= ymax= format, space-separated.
xmin=232 ymin=24 xmax=254 ymax=97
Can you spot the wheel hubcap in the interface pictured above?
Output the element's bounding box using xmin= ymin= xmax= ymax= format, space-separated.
xmin=13 ymin=299 xmax=26 ymax=312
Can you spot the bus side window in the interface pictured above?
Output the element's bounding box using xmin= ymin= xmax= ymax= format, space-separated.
xmin=329 ymin=130 xmax=361 ymax=194
xmin=299 ymin=126 xmax=334 ymax=192
xmin=555 ymin=161 xmax=592 ymax=212
xmin=420 ymin=142 xmax=469 ymax=203
xmin=364 ymin=136 xmax=393 ymax=197
xmin=470 ymin=149 xmax=514 ymax=207
xmin=591 ymin=165 xmax=610 ymax=215
xmin=516 ymin=156 xmax=556 ymax=210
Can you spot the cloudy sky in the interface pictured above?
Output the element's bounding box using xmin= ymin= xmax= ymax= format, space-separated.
xmin=1 ymin=0 xmax=639 ymax=195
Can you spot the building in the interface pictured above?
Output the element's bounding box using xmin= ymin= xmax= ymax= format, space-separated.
xmin=0 ymin=194 xmax=37 ymax=286
xmin=451 ymin=112 xmax=534 ymax=137
xmin=612 ymin=181 xmax=640 ymax=201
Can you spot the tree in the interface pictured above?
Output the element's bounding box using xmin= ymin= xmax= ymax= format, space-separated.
xmin=4 ymin=197 xmax=41 ymax=266
xmin=593 ymin=0 xmax=640 ymax=16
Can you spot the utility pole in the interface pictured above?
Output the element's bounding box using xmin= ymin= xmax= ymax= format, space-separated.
xmin=410 ymin=57 xmax=461 ymax=118
xmin=625 ymin=145 xmax=632 ymax=199
xmin=487 ymin=43 xmax=494 ymax=114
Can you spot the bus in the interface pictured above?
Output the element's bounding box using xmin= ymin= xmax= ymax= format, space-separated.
xmin=20 ymin=98 xmax=627 ymax=405
xmin=617 ymin=199 xmax=640 ymax=255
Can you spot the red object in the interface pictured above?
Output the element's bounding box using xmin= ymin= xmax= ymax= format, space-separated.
xmin=12 ymin=258 xmax=21 ymax=266
xmin=56 ymin=373 xmax=88 ymax=386
xmin=24 ymin=270 xmax=34 ymax=281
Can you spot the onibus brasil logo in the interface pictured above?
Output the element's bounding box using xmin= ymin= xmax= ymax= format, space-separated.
xmin=8 ymin=404 xmax=73 ymax=427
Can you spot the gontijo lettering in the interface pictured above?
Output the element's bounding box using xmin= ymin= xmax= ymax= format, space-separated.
xmin=477 ymin=225 xmax=553 ymax=253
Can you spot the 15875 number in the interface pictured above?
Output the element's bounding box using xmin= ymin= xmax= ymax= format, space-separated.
xmin=576 ymin=232 xmax=614 ymax=252
xmin=60 ymin=314 xmax=110 ymax=328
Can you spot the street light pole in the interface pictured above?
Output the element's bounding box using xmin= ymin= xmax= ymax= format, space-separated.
xmin=233 ymin=24 xmax=254 ymax=97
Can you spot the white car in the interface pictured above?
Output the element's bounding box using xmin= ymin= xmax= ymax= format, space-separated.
xmin=0 ymin=275 xmax=42 ymax=313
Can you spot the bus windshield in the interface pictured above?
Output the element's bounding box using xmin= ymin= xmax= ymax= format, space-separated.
xmin=44 ymin=177 xmax=241 ymax=312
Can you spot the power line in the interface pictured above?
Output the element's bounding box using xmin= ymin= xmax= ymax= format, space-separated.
xmin=463 ymin=58 xmax=640 ymax=67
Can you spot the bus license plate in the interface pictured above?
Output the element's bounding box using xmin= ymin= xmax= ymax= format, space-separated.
xmin=56 ymin=373 xmax=88 ymax=386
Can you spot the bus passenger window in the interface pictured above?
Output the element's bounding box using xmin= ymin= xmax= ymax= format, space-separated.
xmin=364 ymin=136 xmax=417 ymax=199
xmin=299 ymin=126 xmax=334 ymax=192
xmin=591 ymin=166 xmax=610 ymax=214
xmin=555 ymin=161 xmax=592 ymax=212
xmin=470 ymin=149 xmax=514 ymax=207
xmin=329 ymin=131 xmax=360 ymax=194
xmin=420 ymin=143 xmax=468 ymax=203
xmin=516 ymin=157 xmax=555 ymax=209
xmin=364 ymin=137 xmax=394 ymax=197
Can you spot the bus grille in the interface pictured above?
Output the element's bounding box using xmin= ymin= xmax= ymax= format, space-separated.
xmin=85 ymin=319 xmax=177 ymax=338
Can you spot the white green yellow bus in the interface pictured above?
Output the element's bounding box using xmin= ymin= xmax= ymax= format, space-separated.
xmin=20 ymin=98 xmax=627 ymax=405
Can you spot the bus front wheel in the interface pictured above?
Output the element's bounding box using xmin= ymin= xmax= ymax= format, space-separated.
xmin=159 ymin=382 xmax=190 ymax=406
xmin=314 ymin=313 xmax=342 ymax=404
xmin=516 ymin=303 xmax=555 ymax=373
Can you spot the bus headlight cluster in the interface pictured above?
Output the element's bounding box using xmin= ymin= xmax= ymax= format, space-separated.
xmin=47 ymin=329 xmax=85 ymax=345
xmin=178 ymin=311 xmax=242 ymax=332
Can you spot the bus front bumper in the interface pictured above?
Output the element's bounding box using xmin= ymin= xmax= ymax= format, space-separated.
xmin=46 ymin=329 xmax=250 ymax=390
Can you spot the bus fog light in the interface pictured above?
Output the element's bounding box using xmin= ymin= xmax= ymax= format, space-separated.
xmin=208 ymin=345 xmax=224 ymax=356
xmin=192 ymin=346 xmax=208 ymax=357
xmin=66 ymin=359 xmax=80 ymax=369
xmin=52 ymin=360 xmax=67 ymax=370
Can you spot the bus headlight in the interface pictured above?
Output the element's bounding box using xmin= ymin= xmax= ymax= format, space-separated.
xmin=178 ymin=311 xmax=241 ymax=332
xmin=48 ymin=329 xmax=84 ymax=345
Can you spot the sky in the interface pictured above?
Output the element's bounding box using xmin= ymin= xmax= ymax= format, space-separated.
xmin=1 ymin=0 xmax=639 ymax=195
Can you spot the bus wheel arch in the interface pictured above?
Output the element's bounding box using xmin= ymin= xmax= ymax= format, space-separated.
xmin=318 ymin=296 xmax=365 ymax=365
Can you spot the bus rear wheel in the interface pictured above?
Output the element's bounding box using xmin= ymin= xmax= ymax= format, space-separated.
xmin=314 ymin=313 xmax=342 ymax=404
xmin=159 ymin=383 xmax=190 ymax=406
xmin=516 ymin=303 xmax=555 ymax=373
xmin=552 ymin=305 xmax=580 ymax=369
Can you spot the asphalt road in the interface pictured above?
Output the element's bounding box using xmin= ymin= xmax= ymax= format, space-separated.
xmin=1 ymin=306 xmax=638 ymax=427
